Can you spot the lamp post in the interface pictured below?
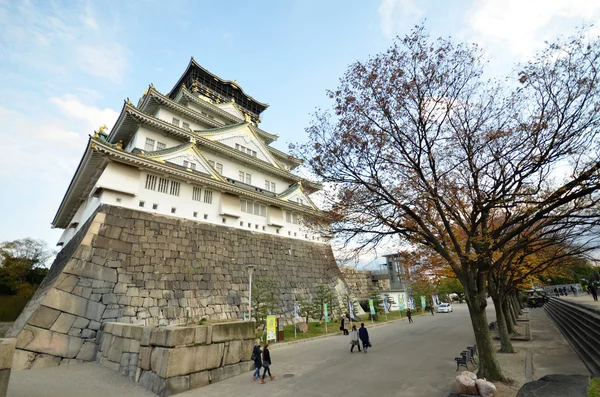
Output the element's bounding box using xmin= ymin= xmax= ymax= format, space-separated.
xmin=247 ymin=265 xmax=255 ymax=322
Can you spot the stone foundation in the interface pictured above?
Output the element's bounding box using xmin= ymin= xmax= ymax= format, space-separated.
xmin=8 ymin=204 xmax=353 ymax=369
xmin=0 ymin=339 xmax=16 ymax=397
xmin=339 ymin=267 xmax=376 ymax=299
xmin=97 ymin=321 xmax=255 ymax=396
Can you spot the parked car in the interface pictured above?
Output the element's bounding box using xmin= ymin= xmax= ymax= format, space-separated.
xmin=437 ymin=303 xmax=453 ymax=313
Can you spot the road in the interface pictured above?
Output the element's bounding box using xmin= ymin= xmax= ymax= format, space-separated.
xmin=9 ymin=303 xmax=488 ymax=397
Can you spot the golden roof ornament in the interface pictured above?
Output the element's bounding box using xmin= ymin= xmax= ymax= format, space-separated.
xmin=115 ymin=140 xmax=123 ymax=150
xmin=191 ymin=78 xmax=201 ymax=93
xmin=98 ymin=124 xmax=107 ymax=134
xmin=244 ymin=113 xmax=252 ymax=123
xmin=126 ymin=98 xmax=133 ymax=105
xmin=189 ymin=137 xmax=197 ymax=144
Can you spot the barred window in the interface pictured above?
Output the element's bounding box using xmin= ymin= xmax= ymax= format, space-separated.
xmin=254 ymin=202 xmax=260 ymax=215
xmin=239 ymin=171 xmax=245 ymax=182
xmin=158 ymin=177 xmax=169 ymax=193
xmin=271 ymin=182 xmax=275 ymax=192
xmin=145 ymin=174 xmax=157 ymax=191
xmin=292 ymin=213 xmax=299 ymax=224
xmin=240 ymin=199 xmax=247 ymax=212
xmin=286 ymin=212 xmax=292 ymax=223
xmin=144 ymin=138 xmax=155 ymax=151
xmin=156 ymin=141 xmax=166 ymax=150
xmin=209 ymin=160 xmax=215 ymax=168
xmin=215 ymin=163 xmax=223 ymax=174
xmin=192 ymin=186 xmax=202 ymax=201
xmin=183 ymin=160 xmax=189 ymax=168
xmin=265 ymin=180 xmax=270 ymax=190
xmin=169 ymin=181 xmax=180 ymax=196
xmin=182 ymin=122 xmax=190 ymax=129
xmin=260 ymin=205 xmax=266 ymax=217
xmin=245 ymin=173 xmax=251 ymax=185
xmin=190 ymin=163 xmax=196 ymax=170
xmin=203 ymin=189 xmax=213 ymax=204
xmin=172 ymin=117 xmax=180 ymax=126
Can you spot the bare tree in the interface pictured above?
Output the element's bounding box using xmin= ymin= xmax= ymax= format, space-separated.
xmin=294 ymin=27 xmax=600 ymax=380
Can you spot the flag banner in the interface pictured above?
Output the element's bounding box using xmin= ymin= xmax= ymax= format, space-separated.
xmin=266 ymin=315 xmax=277 ymax=342
xmin=324 ymin=303 xmax=329 ymax=323
xmin=409 ymin=297 xmax=415 ymax=309
xmin=432 ymin=295 xmax=439 ymax=306
xmin=398 ymin=296 xmax=405 ymax=310
xmin=384 ymin=300 xmax=389 ymax=313
xmin=349 ymin=300 xmax=354 ymax=316
xmin=369 ymin=298 xmax=376 ymax=315
xmin=420 ymin=296 xmax=427 ymax=308
xmin=294 ymin=302 xmax=300 ymax=320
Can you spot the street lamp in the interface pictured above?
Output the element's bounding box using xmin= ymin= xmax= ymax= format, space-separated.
xmin=246 ymin=265 xmax=255 ymax=322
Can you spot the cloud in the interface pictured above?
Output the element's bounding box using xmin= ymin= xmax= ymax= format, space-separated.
xmin=467 ymin=0 xmax=600 ymax=57
xmin=378 ymin=0 xmax=423 ymax=38
xmin=77 ymin=44 xmax=129 ymax=83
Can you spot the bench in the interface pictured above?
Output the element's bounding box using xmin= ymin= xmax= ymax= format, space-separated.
xmin=455 ymin=344 xmax=477 ymax=371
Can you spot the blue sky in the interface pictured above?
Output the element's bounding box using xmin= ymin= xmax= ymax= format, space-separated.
xmin=1 ymin=0 xmax=598 ymax=255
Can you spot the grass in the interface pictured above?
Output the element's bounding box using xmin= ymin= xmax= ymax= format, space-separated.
xmin=0 ymin=294 xmax=30 ymax=322
xmin=590 ymin=378 xmax=600 ymax=397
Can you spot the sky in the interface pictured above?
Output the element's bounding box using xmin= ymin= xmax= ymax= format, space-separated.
xmin=1 ymin=0 xmax=599 ymax=264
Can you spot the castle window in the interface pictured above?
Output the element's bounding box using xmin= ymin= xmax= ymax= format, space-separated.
xmin=262 ymin=226 xmax=266 ymax=231
xmin=209 ymin=160 xmax=215 ymax=168
xmin=193 ymin=212 xmax=198 ymax=218
xmin=169 ymin=181 xmax=180 ymax=196
xmin=297 ymin=198 xmax=304 ymax=205
xmin=116 ymin=198 xmax=122 ymax=203
xmin=222 ymin=218 xmax=226 ymax=224
xmin=276 ymin=229 xmax=280 ymax=234
xmin=294 ymin=232 xmax=297 ymax=237
xmin=292 ymin=213 xmax=299 ymax=224
xmin=158 ymin=178 xmax=169 ymax=193
xmin=240 ymin=221 xmax=244 ymax=226
xmin=182 ymin=122 xmax=190 ymax=129
xmin=139 ymin=201 xmax=145 ymax=208
xmin=288 ymin=231 xmax=291 ymax=236
xmin=153 ymin=203 xmax=158 ymax=210
xmin=171 ymin=207 xmax=176 ymax=214
xmin=271 ymin=182 xmax=275 ymax=192
xmin=192 ymin=186 xmax=202 ymax=201
xmin=245 ymin=173 xmax=251 ymax=185
xmin=172 ymin=117 xmax=180 ymax=126
xmin=190 ymin=163 xmax=196 ymax=170
xmin=156 ymin=141 xmax=166 ymax=150
xmin=248 ymin=223 xmax=251 ymax=228
xmin=215 ymin=163 xmax=223 ymax=174
xmin=286 ymin=212 xmax=291 ymax=223
xmin=239 ymin=171 xmax=244 ymax=182
xmin=203 ymin=190 xmax=213 ymax=204
xmin=203 ymin=214 xmax=208 ymax=220
xmin=145 ymin=174 xmax=157 ymax=191
xmin=255 ymin=225 xmax=259 ymax=230
xmin=265 ymin=181 xmax=270 ymax=190
xmin=144 ymin=138 xmax=155 ymax=151
xmin=183 ymin=160 xmax=189 ymax=168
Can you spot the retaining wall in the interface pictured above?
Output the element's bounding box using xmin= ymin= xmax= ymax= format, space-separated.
xmin=8 ymin=205 xmax=351 ymax=369
xmin=0 ymin=339 xmax=16 ymax=397
xmin=97 ymin=321 xmax=254 ymax=396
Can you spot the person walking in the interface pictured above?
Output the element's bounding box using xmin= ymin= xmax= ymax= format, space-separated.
xmin=358 ymin=323 xmax=370 ymax=353
xmin=350 ymin=324 xmax=361 ymax=353
xmin=251 ymin=340 xmax=262 ymax=381
xmin=589 ymin=283 xmax=598 ymax=302
xmin=554 ymin=287 xmax=559 ymax=297
xmin=571 ymin=285 xmax=577 ymax=296
xmin=429 ymin=306 xmax=435 ymax=316
xmin=342 ymin=313 xmax=350 ymax=335
xmin=406 ymin=308 xmax=413 ymax=324
xmin=260 ymin=344 xmax=275 ymax=384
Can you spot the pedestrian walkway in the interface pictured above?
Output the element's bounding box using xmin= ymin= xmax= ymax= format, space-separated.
xmin=529 ymin=308 xmax=589 ymax=379
xmin=562 ymin=294 xmax=600 ymax=313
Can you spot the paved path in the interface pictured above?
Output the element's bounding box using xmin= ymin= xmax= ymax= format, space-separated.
xmin=562 ymin=293 xmax=600 ymax=312
xmin=9 ymin=304 xmax=481 ymax=397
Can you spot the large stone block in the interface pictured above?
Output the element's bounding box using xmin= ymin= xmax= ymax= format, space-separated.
xmin=189 ymin=371 xmax=210 ymax=389
xmin=0 ymin=368 xmax=10 ymax=397
xmin=76 ymin=341 xmax=96 ymax=361
xmin=11 ymin=350 xmax=35 ymax=371
xmin=139 ymin=346 xmax=152 ymax=370
xmin=41 ymin=289 xmax=88 ymax=318
xmin=139 ymin=370 xmax=166 ymax=396
xmin=222 ymin=340 xmax=242 ymax=365
xmin=0 ymin=339 xmax=16 ymax=370
xmin=210 ymin=322 xmax=255 ymax=343
xmin=50 ymin=313 xmax=77 ymax=334
xmin=30 ymin=354 xmax=61 ymax=369
xmin=151 ymin=343 xmax=225 ymax=378
xmin=94 ymin=236 xmax=132 ymax=254
xmin=163 ymin=376 xmax=190 ymax=397
xmin=27 ymin=306 xmax=61 ymax=329
xmin=16 ymin=326 xmax=84 ymax=359
xmin=64 ymin=260 xmax=118 ymax=283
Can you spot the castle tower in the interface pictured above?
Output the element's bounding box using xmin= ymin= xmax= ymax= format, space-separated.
xmin=7 ymin=60 xmax=351 ymax=371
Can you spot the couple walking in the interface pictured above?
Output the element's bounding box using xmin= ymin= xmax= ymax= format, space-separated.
xmin=252 ymin=340 xmax=275 ymax=384
xmin=350 ymin=323 xmax=371 ymax=353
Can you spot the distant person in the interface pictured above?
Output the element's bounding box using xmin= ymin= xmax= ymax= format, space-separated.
xmin=562 ymin=287 xmax=568 ymax=296
xmin=350 ymin=324 xmax=361 ymax=352
xmin=429 ymin=306 xmax=435 ymax=316
xmin=251 ymin=340 xmax=262 ymax=381
xmin=571 ymin=285 xmax=577 ymax=296
xmin=406 ymin=309 xmax=413 ymax=324
xmin=358 ymin=323 xmax=370 ymax=353
xmin=341 ymin=314 xmax=349 ymax=335
xmin=260 ymin=344 xmax=274 ymax=384
xmin=589 ymin=283 xmax=598 ymax=302
xmin=554 ymin=287 xmax=559 ymax=297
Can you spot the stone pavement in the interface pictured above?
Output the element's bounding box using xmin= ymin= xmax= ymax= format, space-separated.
xmin=527 ymin=307 xmax=589 ymax=379
xmin=562 ymin=294 xmax=600 ymax=313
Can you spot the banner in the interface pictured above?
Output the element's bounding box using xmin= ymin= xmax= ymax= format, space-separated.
xmin=369 ymin=298 xmax=376 ymax=315
xmin=398 ymin=296 xmax=405 ymax=310
xmin=420 ymin=296 xmax=427 ymax=308
xmin=349 ymin=300 xmax=354 ymax=316
xmin=432 ymin=295 xmax=439 ymax=306
xmin=324 ymin=303 xmax=330 ymax=323
xmin=409 ymin=297 xmax=415 ymax=309
xmin=266 ymin=315 xmax=277 ymax=342
xmin=294 ymin=302 xmax=300 ymax=320
xmin=243 ymin=312 xmax=247 ymax=321
xmin=383 ymin=300 xmax=389 ymax=313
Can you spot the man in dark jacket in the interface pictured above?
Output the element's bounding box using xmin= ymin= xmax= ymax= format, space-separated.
xmin=252 ymin=340 xmax=262 ymax=381
xmin=358 ymin=323 xmax=370 ymax=353
xmin=590 ymin=283 xmax=598 ymax=302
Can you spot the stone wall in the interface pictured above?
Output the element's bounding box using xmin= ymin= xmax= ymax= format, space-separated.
xmin=0 ymin=339 xmax=16 ymax=397
xmin=339 ymin=267 xmax=376 ymax=299
xmin=8 ymin=204 xmax=352 ymax=369
xmin=97 ymin=321 xmax=254 ymax=396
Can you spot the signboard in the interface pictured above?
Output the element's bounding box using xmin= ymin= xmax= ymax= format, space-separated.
xmin=398 ymin=296 xmax=405 ymax=310
xmin=266 ymin=315 xmax=277 ymax=342
xmin=369 ymin=298 xmax=376 ymax=315
xmin=323 ymin=303 xmax=329 ymax=323
xmin=420 ymin=296 xmax=427 ymax=309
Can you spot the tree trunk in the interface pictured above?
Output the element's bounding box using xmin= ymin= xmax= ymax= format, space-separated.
xmin=465 ymin=274 xmax=505 ymax=381
xmin=513 ymin=294 xmax=523 ymax=315
xmin=502 ymin=298 xmax=516 ymax=335
xmin=492 ymin=294 xmax=514 ymax=353
xmin=508 ymin=295 xmax=519 ymax=323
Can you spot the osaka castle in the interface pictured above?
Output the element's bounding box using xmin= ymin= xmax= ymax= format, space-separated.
xmin=53 ymin=58 xmax=326 ymax=247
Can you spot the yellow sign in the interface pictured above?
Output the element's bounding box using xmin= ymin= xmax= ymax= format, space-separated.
xmin=266 ymin=315 xmax=277 ymax=342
